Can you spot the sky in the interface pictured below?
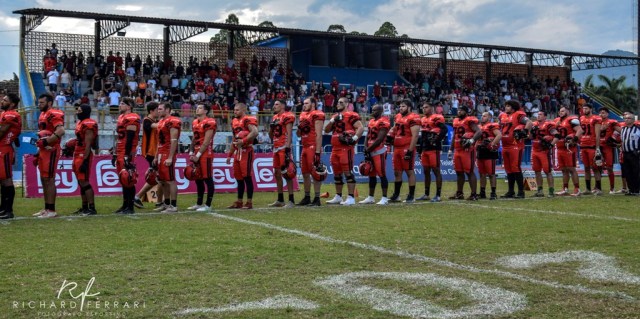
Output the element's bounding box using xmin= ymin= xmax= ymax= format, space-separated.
xmin=0 ymin=0 xmax=636 ymax=80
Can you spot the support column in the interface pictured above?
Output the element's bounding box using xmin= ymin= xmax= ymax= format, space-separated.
xmin=163 ymin=26 xmax=170 ymax=63
xmin=484 ymin=49 xmax=492 ymax=82
xmin=94 ymin=20 xmax=101 ymax=59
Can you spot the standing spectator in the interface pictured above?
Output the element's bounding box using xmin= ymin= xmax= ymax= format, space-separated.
xmin=620 ymin=113 xmax=640 ymax=195
xmin=108 ymin=88 xmax=121 ymax=115
xmin=47 ymin=68 xmax=60 ymax=92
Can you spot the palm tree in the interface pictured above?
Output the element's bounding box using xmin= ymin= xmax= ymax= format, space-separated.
xmin=583 ymin=74 xmax=637 ymax=112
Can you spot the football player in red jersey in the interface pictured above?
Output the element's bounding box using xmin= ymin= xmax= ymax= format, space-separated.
xmin=448 ymin=105 xmax=481 ymax=200
xmin=530 ymin=111 xmax=558 ymax=197
xmin=579 ymin=103 xmax=603 ymax=195
xmin=599 ymin=107 xmax=622 ymax=193
xmin=187 ymin=103 xmax=217 ymax=212
xmin=268 ymin=99 xmax=297 ymax=208
xmin=389 ymin=99 xmax=421 ymax=203
xmin=154 ymin=102 xmax=181 ymax=213
xmin=359 ymin=104 xmax=391 ymax=205
xmin=554 ymin=106 xmax=584 ymax=196
xmin=477 ymin=112 xmax=502 ymax=200
xmin=114 ymin=98 xmax=141 ymax=215
xmin=499 ymin=100 xmax=532 ymax=199
xmin=324 ymin=97 xmax=364 ymax=206
xmin=0 ymin=93 xmax=22 ymax=219
xmin=297 ymin=97 xmax=325 ymax=206
xmin=33 ymin=93 xmax=65 ymax=218
xmin=226 ymin=103 xmax=258 ymax=209
xmin=71 ymin=104 xmax=98 ymax=215
xmin=418 ymin=101 xmax=447 ymax=202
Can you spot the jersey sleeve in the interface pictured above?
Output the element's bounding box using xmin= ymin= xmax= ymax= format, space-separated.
xmin=348 ymin=112 xmax=361 ymax=126
xmin=313 ymin=111 xmax=325 ymax=122
xmin=49 ymin=110 xmax=65 ymax=128
xmin=379 ymin=118 xmax=391 ymax=130
xmin=409 ymin=114 xmax=421 ymax=127
xmin=203 ymin=118 xmax=217 ymax=132
xmin=284 ymin=113 xmax=295 ymax=126
xmin=244 ymin=116 xmax=258 ymax=129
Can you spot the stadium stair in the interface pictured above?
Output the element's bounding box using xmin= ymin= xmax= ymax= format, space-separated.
xmin=29 ymin=72 xmax=48 ymax=98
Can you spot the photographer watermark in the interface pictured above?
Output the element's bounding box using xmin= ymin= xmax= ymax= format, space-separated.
xmin=12 ymin=277 xmax=146 ymax=317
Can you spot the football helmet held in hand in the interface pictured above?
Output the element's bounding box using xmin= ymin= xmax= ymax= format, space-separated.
xmin=311 ymin=163 xmax=328 ymax=182
xmin=184 ymin=164 xmax=202 ymax=181
xmin=62 ymin=138 xmax=77 ymax=157
xmin=119 ymin=168 xmax=138 ymax=188
xmin=359 ymin=160 xmax=372 ymax=176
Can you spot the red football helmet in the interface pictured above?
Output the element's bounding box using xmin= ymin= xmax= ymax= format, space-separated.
xmin=184 ymin=164 xmax=202 ymax=181
xmin=119 ymin=168 xmax=138 ymax=187
xmin=283 ymin=159 xmax=297 ymax=180
xmin=62 ymin=138 xmax=77 ymax=157
xmin=359 ymin=160 xmax=373 ymax=176
xmin=145 ymin=168 xmax=158 ymax=186
xmin=311 ymin=163 xmax=328 ymax=182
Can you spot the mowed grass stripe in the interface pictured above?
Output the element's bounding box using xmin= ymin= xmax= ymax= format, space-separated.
xmin=208 ymin=212 xmax=634 ymax=300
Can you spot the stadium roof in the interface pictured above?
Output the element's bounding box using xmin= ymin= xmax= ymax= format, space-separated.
xmin=13 ymin=7 xmax=640 ymax=69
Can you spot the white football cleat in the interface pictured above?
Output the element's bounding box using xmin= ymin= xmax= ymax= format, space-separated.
xmin=326 ymin=195 xmax=343 ymax=204
xmin=376 ymin=197 xmax=389 ymax=205
xmin=358 ymin=196 xmax=375 ymax=204
xmin=341 ymin=196 xmax=356 ymax=206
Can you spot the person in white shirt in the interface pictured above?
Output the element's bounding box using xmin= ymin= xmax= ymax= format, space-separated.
xmin=55 ymin=91 xmax=66 ymax=107
xmin=47 ymin=69 xmax=59 ymax=92
xmin=108 ymin=88 xmax=121 ymax=107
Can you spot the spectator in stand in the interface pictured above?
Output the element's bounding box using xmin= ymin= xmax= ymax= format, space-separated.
xmin=47 ymin=68 xmax=60 ymax=93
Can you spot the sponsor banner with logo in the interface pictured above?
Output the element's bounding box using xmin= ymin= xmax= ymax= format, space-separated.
xmin=319 ymin=152 xmax=621 ymax=183
xmin=23 ymin=153 xmax=298 ymax=198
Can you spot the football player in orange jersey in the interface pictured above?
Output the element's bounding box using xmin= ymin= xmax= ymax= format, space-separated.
xmin=579 ymin=103 xmax=603 ymax=195
xmin=187 ymin=103 xmax=217 ymax=212
xmin=389 ymin=99 xmax=421 ymax=203
xmin=324 ymin=97 xmax=364 ymax=206
xmin=477 ymin=112 xmax=502 ymax=200
xmin=499 ymin=100 xmax=532 ymax=199
xmin=598 ymin=107 xmax=622 ymax=193
xmin=530 ymin=111 xmax=558 ymax=197
xmin=448 ymin=105 xmax=481 ymax=200
xmin=554 ymin=106 xmax=584 ymax=196
xmin=0 ymin=93 xmax=22 ymax=219
xmin=154 ymin=102 xmax=181 ymax=213
xmin=114 ymin=98 xmax=141 ymax=214
xmin=296 ymin=97 xmax=325 ymax=206
xmin=226 ymin=103 xmax=259 ymax=209
xmin=33 ymin=93 xmax=65 ymax=218
xmin=417 ymin=101 xmax=447 ymax=202
xmin=359 ymin=104 xmax=391 ymax=205
xmin=134 ymin=102 xmax=162 ymax=209
xmin=268 ymin=99 xmax=296 ymax=208
xmin=71 ymin=104 xmax=98 ymax=215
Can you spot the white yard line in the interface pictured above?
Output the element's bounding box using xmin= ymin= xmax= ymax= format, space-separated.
xmin=446 ymin=201 xmax=640 ymax=222
xmin=209 ymin=212 xmax=633 ymax=300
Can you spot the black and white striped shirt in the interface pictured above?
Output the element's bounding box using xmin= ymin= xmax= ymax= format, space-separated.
xmin=621 ymin=124 xmax=640 ymax=152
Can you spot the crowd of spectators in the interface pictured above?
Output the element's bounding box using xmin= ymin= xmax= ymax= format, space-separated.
xmin=41 ymin=42 xmax=584 ymax=131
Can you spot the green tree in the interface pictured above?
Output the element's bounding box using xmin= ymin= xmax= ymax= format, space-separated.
xmin=327 ymin=24 xmax=347 ymax=33
xmin=258 ymin=20 xmax=276 ymax=28
xmin=211 ymin=14 xmax=241 ymax=44
xmin=374 ymin=22 xmax=398 ymax=37
xmin=584 ymin=74 xmax=637 ymax=112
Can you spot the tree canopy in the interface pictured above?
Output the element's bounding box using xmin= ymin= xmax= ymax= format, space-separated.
xmin=584 ymin=74 xmax=637 ymax=113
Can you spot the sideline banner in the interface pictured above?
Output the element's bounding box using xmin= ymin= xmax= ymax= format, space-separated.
xmin=23 ymin=153 xmax=298 ymax=198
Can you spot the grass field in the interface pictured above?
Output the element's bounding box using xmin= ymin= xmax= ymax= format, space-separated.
xmin=1 ymin=180 xmax=639 ymax=319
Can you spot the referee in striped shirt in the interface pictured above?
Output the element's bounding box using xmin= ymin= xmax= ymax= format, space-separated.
xmin=621 ymin=113 xmax=640 ymax=195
